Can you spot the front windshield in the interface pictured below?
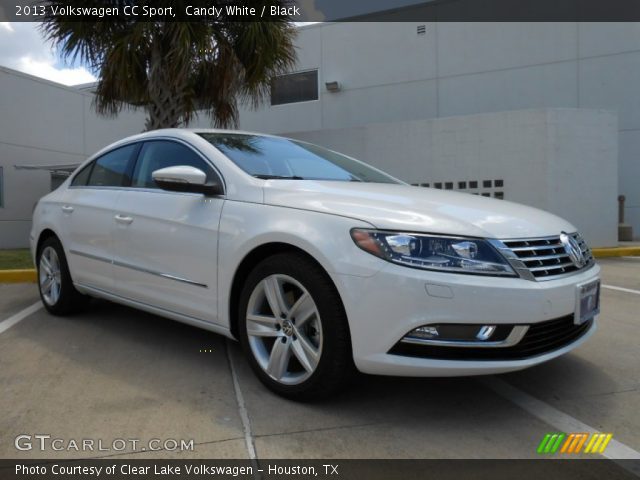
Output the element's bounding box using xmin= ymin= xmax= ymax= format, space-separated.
xmin=198 ymin=133 xmax=401 ymax=184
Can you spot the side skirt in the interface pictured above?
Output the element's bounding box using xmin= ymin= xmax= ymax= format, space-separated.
xmin=75 ymin=283 xmax=236 ymax=340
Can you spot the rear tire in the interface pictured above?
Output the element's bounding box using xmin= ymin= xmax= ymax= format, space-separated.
xmin=238 ymin=253 xmax=354 ymax=400
xmin=37 ymin=236 xmax=89 ymax=315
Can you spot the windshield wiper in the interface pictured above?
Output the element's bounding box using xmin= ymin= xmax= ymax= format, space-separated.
xmin=254 ymin=174 xmax=305 ymax=180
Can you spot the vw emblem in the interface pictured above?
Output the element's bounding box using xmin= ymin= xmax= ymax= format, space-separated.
xmin=560 ymin=232 xmax=586 ymax=268
xmin=281 ymin=319 xmax=294 ymax=337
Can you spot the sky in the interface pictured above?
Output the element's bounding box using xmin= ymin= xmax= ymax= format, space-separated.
xmin=0 ymin=22 xmax=96 ymax=86
xmin=0 ymin=21 xmax=315 ymax=87
xmin=0 ymin=20 xmax=324 ymax=87
xmin=0 ymin=0 xmax=417 ymax=86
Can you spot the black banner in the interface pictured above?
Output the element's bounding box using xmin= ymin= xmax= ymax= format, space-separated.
xmin=3 ymin=0 xmax=640 ymax=22
xmin=1 ymin=460 xmax=640 ymax=480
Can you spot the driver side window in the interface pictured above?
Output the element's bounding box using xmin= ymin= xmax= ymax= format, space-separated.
xmin=131 ymin=140 xmax=215 ymax=189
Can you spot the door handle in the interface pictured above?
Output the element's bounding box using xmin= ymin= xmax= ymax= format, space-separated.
xmin=114 ymin=214 xmax=134 ymax=225
xmin=61 ymin=205 xmax=74 ymax=213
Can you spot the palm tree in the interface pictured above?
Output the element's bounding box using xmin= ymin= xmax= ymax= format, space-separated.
xmin=40 ymin=2 xmax=297 ymax=130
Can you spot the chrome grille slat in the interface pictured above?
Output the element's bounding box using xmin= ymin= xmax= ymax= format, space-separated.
xmin=528 ymin=262 xmax=576 ymax=272
xmin=521 ymin=253 xmax=569 ymax=262
xmin=495 ymin=233 xmax=595 ymax=281
xmin=509 ymin=244 xmax=563 ymax=252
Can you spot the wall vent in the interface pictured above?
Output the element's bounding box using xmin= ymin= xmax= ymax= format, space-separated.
xmin=417 ymin=25 xmax=426 ymax=35
xmin=412 ymin=179 xmax=505 ymax=199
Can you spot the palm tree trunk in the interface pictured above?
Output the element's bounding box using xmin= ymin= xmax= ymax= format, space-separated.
xmin=145 ymin=41 xmax=190 ymax=131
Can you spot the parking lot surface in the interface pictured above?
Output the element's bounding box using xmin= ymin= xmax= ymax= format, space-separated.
xmin=0 ymin=259 xmax=638 ymax=460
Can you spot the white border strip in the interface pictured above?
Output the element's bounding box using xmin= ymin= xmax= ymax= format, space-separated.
xmin=225 ymin=340 xmax=258 ymax=461
xmin=602 ymin=284 xmax=640 ymax=295
xmin=0 ymin=301 xmax=42 ymax=335
xmin=481 ymin=377 xmax=640 ymax=461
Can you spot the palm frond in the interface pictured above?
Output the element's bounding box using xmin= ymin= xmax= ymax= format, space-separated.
xmin=39 ymin=0 xmax=297 ymax=130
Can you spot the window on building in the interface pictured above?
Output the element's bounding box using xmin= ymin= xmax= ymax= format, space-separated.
xmin=87 ymin=144 xmax=137 ymax=187
xmin=271 ymin=70 xmax=318 ymax=106
xmin=132 ymin=141 xmax=215 ymax=189
xmin=0 ymin=167 xmax=3 ymax=207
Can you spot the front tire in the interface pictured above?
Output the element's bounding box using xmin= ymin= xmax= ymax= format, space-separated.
xmin=238 ymin=253 xmax=354 ymax=400
xmin=37 ymin=236 xmax=88 ymax=315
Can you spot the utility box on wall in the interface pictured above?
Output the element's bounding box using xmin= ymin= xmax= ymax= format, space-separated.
xmin=287 ymin=108 xmax=618 ymax=247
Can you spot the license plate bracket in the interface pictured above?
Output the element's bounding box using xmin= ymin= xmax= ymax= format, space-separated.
xmin=575 ymin=279 xmax=600 ymax=325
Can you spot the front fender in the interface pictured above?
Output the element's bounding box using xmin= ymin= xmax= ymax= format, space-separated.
xmin=216 ymin=201 xmax=384 ymax=328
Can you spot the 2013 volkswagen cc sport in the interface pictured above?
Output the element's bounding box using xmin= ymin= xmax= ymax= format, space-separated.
xmin=31 ymin=129 xmax=600 ymax=399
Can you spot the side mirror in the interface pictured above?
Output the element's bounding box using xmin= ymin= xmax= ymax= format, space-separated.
xmin=152 ymin=166 xmax=223 ymax=196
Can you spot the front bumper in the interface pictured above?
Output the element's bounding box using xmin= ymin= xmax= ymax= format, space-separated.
xmin=332 ymin=261 xmax=600 ymax=376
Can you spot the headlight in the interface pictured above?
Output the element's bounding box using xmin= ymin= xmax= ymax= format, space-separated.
xmin=350 ymin=229 xmax=516 ymax=276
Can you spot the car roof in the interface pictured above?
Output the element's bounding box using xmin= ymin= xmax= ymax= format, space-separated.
xmin=136 ymin=128 xmax=280 ymax=140
xmin=86 ymin=128 xmax=289 ymax=164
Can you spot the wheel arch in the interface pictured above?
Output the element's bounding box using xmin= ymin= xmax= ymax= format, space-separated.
xmin=36 ymin=228 xmax=61 ymax=257
xmin=227 ymin=242 xmax=349 ymax=342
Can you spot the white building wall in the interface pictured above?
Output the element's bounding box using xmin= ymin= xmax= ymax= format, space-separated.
xmin=1 ymin=21 xmax=635 ymax=247
xmin=286 ymin=109 xmax=618 ymax=247
xmin=0 ymin=67 xmax=146 ymax=248
xmin=235 ymin=22 xmax=640 ymax=237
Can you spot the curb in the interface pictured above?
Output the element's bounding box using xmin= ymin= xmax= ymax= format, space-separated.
xmin=0 ymin=269 xmax=37 ymax=283
xmin=592 ymin=247 xmax=640 ymax=258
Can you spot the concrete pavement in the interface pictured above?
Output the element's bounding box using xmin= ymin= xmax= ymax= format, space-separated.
xmin=0 ymin=259 xmax=638 ymax=460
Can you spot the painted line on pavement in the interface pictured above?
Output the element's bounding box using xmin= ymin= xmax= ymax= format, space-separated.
xmin=481 ymin=376 xmax=640 ymax=461
xmin=602 ymin=284 xmax=640 ymax=295
xmin=225 ymin=339 xmax=258 ymax=463
xmin=0 ymin=301 xmax=42 ymax=335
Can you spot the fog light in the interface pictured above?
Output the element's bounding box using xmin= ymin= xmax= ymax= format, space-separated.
xmin=409 ymin=326 xmax=439 ymax=339
xmin=401 ymin=324 xmax=527 ymax=348
xmin=476 ymin=325 xmax=496 ymax=340
xmin=405 ymin=324 xmax=503 ymax=343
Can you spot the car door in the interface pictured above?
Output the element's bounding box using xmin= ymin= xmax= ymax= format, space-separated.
xmin=62 ymin=143 xmax=139 ymax=292
xmin=111 ymin=139 xmax=224 ymax=324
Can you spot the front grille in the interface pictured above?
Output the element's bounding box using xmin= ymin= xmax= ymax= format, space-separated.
xmin=493 ymin=233 xmax=594 ymax=280
xmin=389 ymin=315 xmax=593 ymax=361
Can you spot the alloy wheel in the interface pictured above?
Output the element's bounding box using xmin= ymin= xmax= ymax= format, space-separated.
xmin=39 ymin=246 xmax=62 ymax=306
xmin=245 ymin=274 xmax=323 ymax=385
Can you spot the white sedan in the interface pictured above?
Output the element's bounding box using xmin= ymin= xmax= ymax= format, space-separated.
xmin=30 ymin=129 xmax=600 ymax=399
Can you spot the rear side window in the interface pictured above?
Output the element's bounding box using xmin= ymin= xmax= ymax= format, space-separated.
xmin=87 ymin=144 xmax=137 ymax=187
xmin=131 ymin=141 xmax=214 ymax=189
xmin=70 ymin=163 xmax=92 ymax=187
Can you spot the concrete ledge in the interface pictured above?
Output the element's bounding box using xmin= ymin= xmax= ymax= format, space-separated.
xmin=592 ymin=247 xmax=640 ymax=258
xmin=0 ymin=269 xmax=37 ymax=283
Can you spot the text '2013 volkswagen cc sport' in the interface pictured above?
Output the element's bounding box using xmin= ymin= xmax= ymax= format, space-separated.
xmin=31 ymin=129 xmax=600 ymax=400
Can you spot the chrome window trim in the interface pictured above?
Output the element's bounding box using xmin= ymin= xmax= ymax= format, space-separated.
xmin=69 ymin=249 xmax=208 ymax=288
xmin=130 ymin=137 xmax=227 ymax=193
xmin=67 ymin=185 xmax=218 ymax=199
xmin=400 ymin=325 xmax=529 ymax=348
xmin=77 ymin=141 xmax=140 ymax=188
xmin=68 ymin=136 xmax=227 ymax=194
xmin=69 ymin=139 xmax=143 ymax=186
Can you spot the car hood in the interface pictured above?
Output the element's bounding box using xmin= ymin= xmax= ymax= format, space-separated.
xmin=262 ymin=181 xmax=576 ymax=239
